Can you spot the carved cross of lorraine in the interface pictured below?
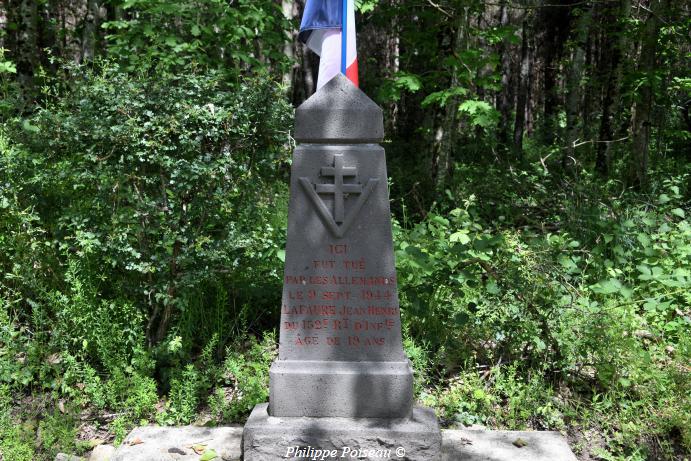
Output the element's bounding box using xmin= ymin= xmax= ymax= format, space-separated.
xmin=316 ymin=154 xmax=363 ymax=223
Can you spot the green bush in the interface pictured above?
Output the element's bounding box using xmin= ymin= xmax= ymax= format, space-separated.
xmin=209 ymin=333 xmax=276 ymax=422
xmin=3 ymin=59 xmax=290 ymax=359
xmin=0 ymin=61 xmax=291 ymax=457
xmin=0 ymin=386 xmax=34 ymax=461
xmin=395 ymin=166 xmax=690 ymax=458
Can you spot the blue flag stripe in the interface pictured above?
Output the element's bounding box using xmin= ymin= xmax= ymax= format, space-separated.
xmin=298 ymin=0 xmax=343 ymax=44
xmin=341 ymin=0 xmax=347 ymax=74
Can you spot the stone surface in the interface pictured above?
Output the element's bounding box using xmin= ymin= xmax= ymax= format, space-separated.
xmin=442 ymin=429 xmax=578 ymax=461
xmin=111 ymin=426 xmax=242 ymax=461
xmin=243 ymin=403 xmax=442 ymax=461
xmin=115 ymin=424 xmax=579 ymax=461
xmin=88 ymin=444 xmax=115 ymax=461
xmin=279 ymin=145 xmax=403 ymax=362
xmin=271 ymin=143 xmax=414 ymax=418
xmin=269 ymin=360 xmax=413 ymax=418
xmin=54 ymin=454 xmax=85 ymax=461
xmin=294 ymin=74 xmax=384 ymax=143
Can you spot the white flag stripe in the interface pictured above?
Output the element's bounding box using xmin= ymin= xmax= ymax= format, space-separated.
xmin=346 ymin=0 xmax=356 ymax=67
xmin=310 ymin=0 xmax=358 ymax=90
xmin=317 ymin=30 xmax=342 ymax=89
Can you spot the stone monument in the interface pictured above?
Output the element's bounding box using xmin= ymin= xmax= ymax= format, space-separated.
xmin=243 ymin=74 xmax=441 ymax=460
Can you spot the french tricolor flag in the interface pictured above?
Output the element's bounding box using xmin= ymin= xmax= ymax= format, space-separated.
xmin=299 ymin=0 xmax=359 ymax=90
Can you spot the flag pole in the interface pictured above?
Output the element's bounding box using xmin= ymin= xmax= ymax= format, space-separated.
xmin=341 ymin=0 xmax=347 ymax=75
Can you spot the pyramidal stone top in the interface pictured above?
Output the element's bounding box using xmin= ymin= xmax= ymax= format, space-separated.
xmin=294 ymin=74 xmax=384 ymax=143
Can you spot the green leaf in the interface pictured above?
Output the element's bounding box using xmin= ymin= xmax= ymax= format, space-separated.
xmin=200 ymin=449 xmax=218 ymax=461
xmin=636 ymin=233 xmax=651 ymax=247
xmin=421 ymin=87 xmax=468 ymax=108
xmin=393 ymin=73 xmax=422 ymax=92
xmin=0 ymin=60 xmax=17 ymax=74
xmin=355 ymin=0 xmax=379 ymax=13
xmin=458 ymin=100 xmax=499 ymax=128
xmin=22 ymin=119 xmax=40 ymax=133
xmin=671 ymin=208 xmax=685 ymax=218
xmin=450 ymin=231 xmax=471 ymax=244
xmin=591 ymin=278 xmax=623 ymax=295
xmin=485 ymin=280 xmax=500 ymax=295
xmin=453 ymin=312 xmax=470 ymax=326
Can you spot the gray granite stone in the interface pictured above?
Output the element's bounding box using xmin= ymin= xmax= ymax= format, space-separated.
xmin=54 ymin=454 xmax=85 ymax=461
xmin=113 ymin=425 xmax=579 ymax=461
xmin=243 ymin=403 xmax=442 ymax=461
xmin=270 ymin=143 xmax=415 ymax=419
xmin=269 ymin=360 xmax=413 ymax=418
xmin=442 ymin=429 xmax=578 ymax=461
xmin=111 ymin=426 xmax=242 ymax=461
xmin=88 ymin=445 xmax=115 ymax=461
xmin=244 ymin=75 xmax=439 ymax=458
xmin=294 ymin=74 xmax=384 ymax=143
xmin=279 ymin=144 xmax=404 ymax=363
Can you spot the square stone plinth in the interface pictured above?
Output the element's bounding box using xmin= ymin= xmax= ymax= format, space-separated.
xmin=269 ymin=360 xmax=413 ymax=418
xmin=243 ymin=403 xmax=441 ymax=461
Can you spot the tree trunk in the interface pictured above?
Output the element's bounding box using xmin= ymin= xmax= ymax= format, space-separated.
xmin=81 ymin=0 xmax=99 ymax=61
xmin=282 ymin=0 xmax=297 ymax=89
xmin=384 ymin=0 xmax=401 ymax=135
xmin=497 ymin=0 xmax=513 ymax=154
xmin=595 ymin=0 xmax=630 ymax=177
xmin=538 ymin=2 xmax=571 ymax=146
xmin=563 ymin=7 xmax=592 ymax=170
xmin=628 ymin=0 xmax=665 ymax=189
xmin=432 ymin=9 xmax=467 ymax=192
xmin=513 ymin=18 xmax=531 ymax=157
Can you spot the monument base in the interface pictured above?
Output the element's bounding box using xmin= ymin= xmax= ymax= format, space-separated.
xmin=269 ymin=360 xmax=414 ymax=418
xmin=243 ymin=403 xmax=442 ymax=461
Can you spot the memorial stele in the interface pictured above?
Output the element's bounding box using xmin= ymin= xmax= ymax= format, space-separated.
xmin=242 ymin=74 xmax=442 ymax=460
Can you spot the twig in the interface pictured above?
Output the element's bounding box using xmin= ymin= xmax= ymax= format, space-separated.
xmin=426 ymin=0 xmax=453 ymax=17
xmin=539 ymin=152 xmax=554 ymax=172
xmin=571 ymin=135 xmax=629 ymax=148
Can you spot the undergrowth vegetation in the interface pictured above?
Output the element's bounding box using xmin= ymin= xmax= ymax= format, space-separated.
xmin=0 ymin=62 xmax=689 ymax=461
xmin=395 ymin=163 xmax=690 ymax=460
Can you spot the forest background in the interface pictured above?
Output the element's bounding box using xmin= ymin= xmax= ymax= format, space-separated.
xmin=0 ymin=0 xmax=689 ymax=460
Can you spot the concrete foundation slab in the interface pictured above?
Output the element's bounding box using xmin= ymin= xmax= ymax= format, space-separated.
xmin=442 ymin=429 xmax=578 ymax=461
xmin=111 ymin=424 xmax=579 ymax=461
xmin=110 ymin=426 xmax=242 ymax=461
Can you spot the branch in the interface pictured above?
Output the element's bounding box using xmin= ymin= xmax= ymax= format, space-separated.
xmin=426 ymin=0 xmax=453 ymax=17
xmin=571 ymin=135 xmax=629 ymax=148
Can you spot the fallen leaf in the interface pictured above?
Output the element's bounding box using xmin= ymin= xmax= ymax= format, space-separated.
xmin=58 ymin=401 xmax=66 ymax=414
xmin=189 ymin=444 xmax=207 ymax=455
xmin=47 ymin=353 xmax=62 ymax=364
xmin=128 ymin=437 xmax=144 ymax=446
xmin=513 ymin=437 xmax=528 ymax=448
xmin=200 ymin=449 xmax=218 ymax=461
